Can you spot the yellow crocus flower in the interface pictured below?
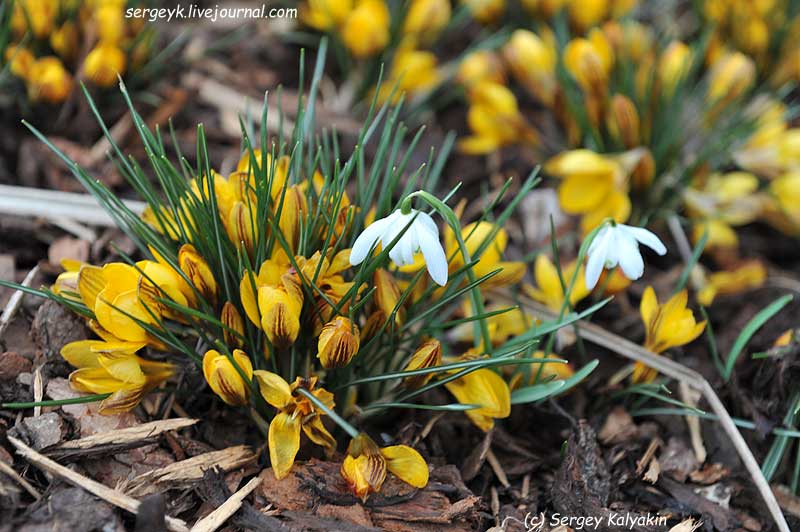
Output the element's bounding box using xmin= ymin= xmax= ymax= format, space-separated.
xmin=634 ymin=287 xmax=705 ymax=383
xmin=240 ymin=254 xmax=303 ymax=348
xmin=254 ymin=372 xmax=337 ymax=479
xmin=27 ymin=57 xmax=73 ymax=104
xmin=403 ymin=0 xmax=451 ymax=44
xmin=78 ymin=263 xmax=157 ymax=343
xmin=696 ymin=261 xmax=767 ymax=307
xmin=567 ymin=0 xmax=609 ymax=33
xmin=459 ymin=81 xmax=538 ymax=153
xmin=444 ymin=358 xmax=511 ymax=431
xmin=61 ymin=340 xmax=174 ymax=415
xmin=684 ymin=172 xmax=764 ymax=250
xmin=545 ymin=149 xmax=637 ymax=233
xmin=50 ymin=22 xmax=79 ymax=61
xmin=11 ymin=0 xmax=57 ymax=39
xmin=502 ymin=29 xmax=558 ymax=107
xmin=341 ymin=433 xmax=428 ymax=501
xmin=84 ymin=43 xmax=127 ymax=88
xmin=342 ymin=0 xmax=390 ymax=58
xmin=301 ymin=0 xmax=353 ymax=31
xmin=93 ymin=2 xmax=126 ymax=45
xmin=456 ymin=50 xmax=506 ymax=87
xmin=524 ymin=254 xmax=590 ymax=312
xmin=202 ymin=349 xmax=253 ymax=406
xmin=376 ymin=46 xmax=441 ymax=105
xmin=461 ymin=0 xmax=505 ymax=24
xmin=770 ymin=172 xmax=800 ymax=228
xmin=317 ymin=316 xmax=360 ymax=368
xmin=4 ymin=46 xmax=35 ymax=79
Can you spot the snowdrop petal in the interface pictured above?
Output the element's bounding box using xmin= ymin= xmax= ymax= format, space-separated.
xmin=350 ymin=216 xmax=392 ymax=265
xmin=616 ymin=232 xmax=645 ymax=280
xmin=417 ymin=225 xmax=448 ymax=286
xmin=585 ymin=227 xmax=611 ymax=290
xmin=415 ymin=211 xmax=439 ymax=236
xmin=621 ymin=225 xmax=667 ymax=256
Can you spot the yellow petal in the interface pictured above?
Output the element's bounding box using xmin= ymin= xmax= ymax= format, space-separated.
xmin=639 ymin=286 xmax=658 ymax=327
xmin=97 ymin=352 xmax=146 ymax=385
xmin=444 ymin=368 xmax=511 ymax=432
xmin=269 ymin=412 xmax=302 ymax=480
xmin=317 ymin=317 xmax=360 ymax=369
xmin=77 ymin=264 xmax=105 ymax=310
xmin=253 ymin=370 xmax=293 ymax=409
xmin=97 ymin=385 xmax=146 ymax=415
xmin=381 ymin=445 xmax=429 ymax=488
xmin=258 ymin=285 xmax=302 ymax=348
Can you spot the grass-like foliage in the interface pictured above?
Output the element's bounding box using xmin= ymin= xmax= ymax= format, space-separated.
xmin=2 ymin=41 xmax=602 ymax=497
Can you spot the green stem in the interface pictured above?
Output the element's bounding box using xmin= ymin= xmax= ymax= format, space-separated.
xmin=2 ymin=393 xmax=112 ymax=409
xmin=409 ymin=190 xmax=492 ymax=352
xmin=295 ymin=387 xmax=359 ymax=438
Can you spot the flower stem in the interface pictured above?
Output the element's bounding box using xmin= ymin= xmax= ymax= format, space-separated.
xmin=2 ymin=393 xmax=112 ymax=409
xmin=295 ymin=387 xmax=359 ymax=438
xmin=409 ymin=190 xmax=493 ymax=352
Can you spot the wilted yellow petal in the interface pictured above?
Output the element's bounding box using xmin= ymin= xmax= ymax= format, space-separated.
xmin=381 ymin=445 xmax=429 ymax=488
xmin=269 ymin=412 xmax=302 ymax=479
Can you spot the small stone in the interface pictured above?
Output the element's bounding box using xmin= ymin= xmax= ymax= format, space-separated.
xmin=0 ymin=352 xmax=33 ymax=381
xmin=16 ymin=372 xmax=33 ymax=386
xmin=20 ymin=412 xmax=65 ymax=450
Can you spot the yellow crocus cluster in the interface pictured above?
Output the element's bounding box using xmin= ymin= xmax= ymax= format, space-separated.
xmin=301 ymin=0 xmax=390 ymax=58
xmin=702 ymin=0 xmax=800 ymax=85
xmin=4 ymin=0 xmax=151 ymax=103
xmin=634 ymin=287 xmax=706 ymax=383
xmin=302 ymin=0 xmax=448 ymax=103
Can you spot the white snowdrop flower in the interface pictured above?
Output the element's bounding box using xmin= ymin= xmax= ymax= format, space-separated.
xmin=350 ymin=209 xmax=448 ymax=286
xmin=585 ymin=222 xmax=667 ymax=290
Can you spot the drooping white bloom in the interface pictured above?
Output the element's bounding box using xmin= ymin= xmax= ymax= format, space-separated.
xmin=585 ymin=223 xmax=667 ymax=290
xmin=350 ymin=209 xmax=448 ymax=286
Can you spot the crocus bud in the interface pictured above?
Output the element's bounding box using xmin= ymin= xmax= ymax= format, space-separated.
xmin=502 ymin=29 xmax=557 ymax=106
xmin=373 ymin=269 xmax=404 ymax=325
xmin=631 ymin=148 xmax=655 ymax=189
xmin=658 ymin=41 xmax=691 ymax=97
xmin=563 ymin=33 xmax=612 ymax=97
xmin=277 ymin=185 xmax=307 ymax=254
xmin=342 ymin=0 xmax=390 ymax=58
xmin=403 ymin=0 xmax=451 ymax=44
xmin=402 ymin=339 xmax=442 ymax=389
xmin=318 ymin=316 xmax=360 ymax=368
xmin=179 ymin=244 xmax=218 ymax=302
xmin=608 ymin=94 xmax=640 ymax=148
xmin=94 ymin=3 xmax=126 ymax=45
xmin=84 ymin=43 xmax=127 ymax=88
xmin=707 ymin=52 xmax=755 ymax=107
xmin=221 ymin=302 xmax=245 ymax=349
xmin=228 ymin=201 xmax=256 ymax=255
xmin=258 ymin=283 xmax=303 ymax=348
xmin=202 ymin=349 xmax=253 ymax=406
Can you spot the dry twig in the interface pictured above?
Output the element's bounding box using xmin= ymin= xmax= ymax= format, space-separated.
xmin=190 ymin=476 xmax=261 ymax=532
xmin=8 ymin=436 xmax=189 ymax=532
